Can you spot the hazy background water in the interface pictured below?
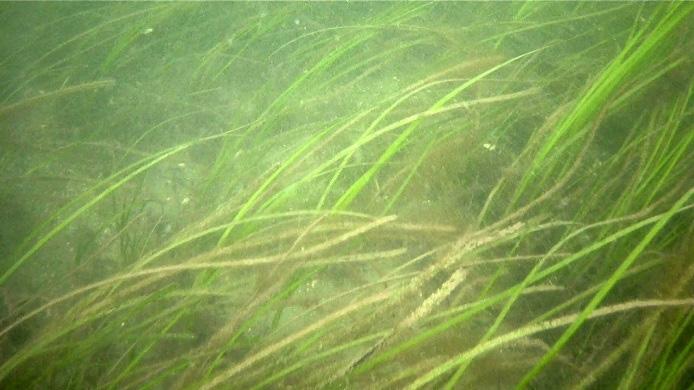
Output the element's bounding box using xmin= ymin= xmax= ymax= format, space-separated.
xmin=1 ymin=3 xmax=691 ymax=389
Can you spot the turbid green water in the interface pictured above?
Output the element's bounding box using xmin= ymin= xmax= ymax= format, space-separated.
xmin=0 ymin=3 xmax=692 ymax=389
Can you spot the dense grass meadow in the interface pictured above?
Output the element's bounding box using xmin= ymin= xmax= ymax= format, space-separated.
xmin=0 ymin=3 xmax=692 ymax=389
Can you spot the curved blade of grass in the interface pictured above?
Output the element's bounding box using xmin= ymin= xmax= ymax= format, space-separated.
xmin=216 ymin=125 xmax=332 ymax=246
xmin=0 ymin=143 xmax=189 ymax=286
xmin=511 ymin=2 xmax=692 ymax=209
xmin=333 ymin=47 xmax=545 ymax=211
xmin=407 ymin=298 xmax=694 ymax=390
xmin=201 ymin=291 xmax=391 ymax=389
xmin=250 ymin=331 xmax=389 ymax=390
xmin=354 ymin=204 xmax=691 ymax=376
xmin=517 ymin=187 xmax=693 ymax=388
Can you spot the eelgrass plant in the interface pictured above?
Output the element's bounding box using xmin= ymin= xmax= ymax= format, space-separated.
xmin=1 ymin=2 xmax=692 ymax=389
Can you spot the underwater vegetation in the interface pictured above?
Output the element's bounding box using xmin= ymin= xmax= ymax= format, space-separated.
xmin=0 ymin=2 xmax=692 ymax=389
